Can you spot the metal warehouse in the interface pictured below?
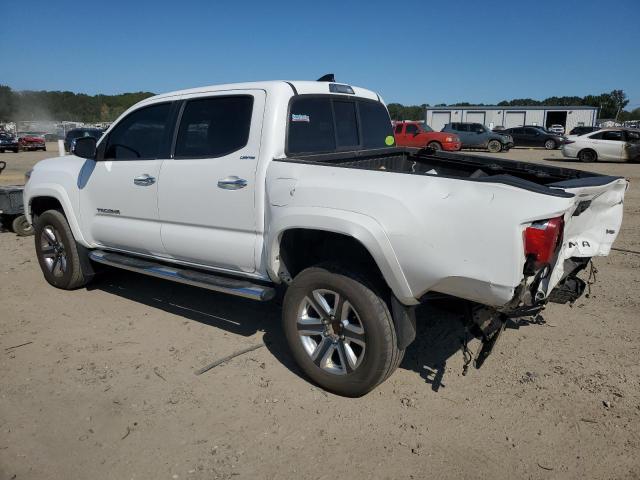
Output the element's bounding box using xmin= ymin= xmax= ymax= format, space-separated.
xmin=425 ymin=106 xmax=599 ymax=132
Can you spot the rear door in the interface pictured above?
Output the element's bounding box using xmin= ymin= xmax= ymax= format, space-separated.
xmin=158 ymin=90 xmax=265 ymax=274
xmin=594 ymin=130 xmax=624 ymax=160
xmin=78 ymin=101 xmax=175 ymax=255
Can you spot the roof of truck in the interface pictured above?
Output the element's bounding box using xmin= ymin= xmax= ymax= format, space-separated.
xmin=147 ymin=80 xmax=381 ymax=102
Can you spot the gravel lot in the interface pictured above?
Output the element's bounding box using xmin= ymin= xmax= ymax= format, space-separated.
xmin=1 ymin=144 xmax=639 ymax=479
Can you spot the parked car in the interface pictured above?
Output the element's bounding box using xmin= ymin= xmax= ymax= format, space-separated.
xmin=501 ymin=126 xmax=565 ymax=150
xmin=548 ymin=124 xmax=565 ymax=135
xmin=442 ymin=122 xmax=513 ymax=152
xmin=393 ymin=121 xmax=461 ymax=151
xmin=24 ymin=79 xmax=627 ymax=397
xmin=17 ymin=132 xmax=46 ymax=151
xmin=568 ymin=126 xmax=600 ymax=136
xmin=562 ymin=128 xmax=640 ymax=162
xmin=0 ymin=133 xmax=20 ymax=153
xmin=64 ymin=128 xmax=104 ymax=152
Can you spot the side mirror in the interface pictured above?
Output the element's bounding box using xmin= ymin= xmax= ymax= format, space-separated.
xmin=73 ymin=137 xmax=97 ymax=159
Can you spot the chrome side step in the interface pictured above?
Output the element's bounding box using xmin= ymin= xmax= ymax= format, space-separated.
xmin=88 ymin=250 xmax=276 ymax=301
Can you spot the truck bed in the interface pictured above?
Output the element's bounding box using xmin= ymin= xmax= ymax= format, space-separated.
xmin=282 ymin=147 xmax=622 ymax=198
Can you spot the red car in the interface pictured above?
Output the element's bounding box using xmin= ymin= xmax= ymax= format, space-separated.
xmin=18 ymin=132 xmax=46 ymax=151
xmin=393 ymin=121 xmax=461 ymax=151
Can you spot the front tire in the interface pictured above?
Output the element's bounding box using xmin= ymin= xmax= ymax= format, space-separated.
xmin=34 ymin=210 xmax=91 ymax=289
xmin=427 ymin=141 xmax=442 ymax=151
xmin=544 ymin=139 xmax=557 ymax=150
xmin=283 ymin=265 xmax=402 ymax=397
xmin=487 ymin=140 xmax=502 ymax=153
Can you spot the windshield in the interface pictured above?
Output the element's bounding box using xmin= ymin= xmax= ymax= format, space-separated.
xmin=419 ymin=124 xmax=433 ymax=133
xmin=288 ymin=96 xmax=393 ymax=154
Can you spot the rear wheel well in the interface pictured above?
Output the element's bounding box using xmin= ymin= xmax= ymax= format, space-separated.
xmin=30 ymin=196 xmax=64 ymax=222
xmin=578 ymin=148 xmax=597 ymax=161
xmin=279 ymin=229 xmax=388 ymax=295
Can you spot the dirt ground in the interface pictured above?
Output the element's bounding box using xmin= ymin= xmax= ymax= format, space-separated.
xmin=1 ymin=145 xmax=639 ymax=479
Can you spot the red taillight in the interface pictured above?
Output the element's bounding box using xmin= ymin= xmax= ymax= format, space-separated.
xmin=523 ymin=216 xmax=564 ymax=267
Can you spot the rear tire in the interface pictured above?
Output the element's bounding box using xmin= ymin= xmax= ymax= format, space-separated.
xmin=578 ymin=149 xmax=597 ymax=162
xmin=34 ymin=210 xmax=91 ymax=289
xmin=11 ymin=215 xmax=34 ymax=236
xmin=544 ymin=139 xmax=556 ymax=150
xmin=487 ymin=140 xmax=502 ymax=153
xmin=283 ymin=265 xmax=403 ymax=397
xmin=427 ymin=141 xmax=442 ymax=151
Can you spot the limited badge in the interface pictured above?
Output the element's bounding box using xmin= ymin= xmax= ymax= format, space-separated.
xmin=385 ymin=135 xmax=395 ymax=146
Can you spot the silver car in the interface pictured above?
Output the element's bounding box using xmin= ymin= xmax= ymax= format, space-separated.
xmin=562 ymin=128 xmax=640 ymax=162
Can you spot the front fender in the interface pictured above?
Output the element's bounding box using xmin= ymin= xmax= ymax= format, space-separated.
xmin=24 ymin=182 xmax=88 ymax=246
xmin=265 ymin=206 xmax=417 ymax=305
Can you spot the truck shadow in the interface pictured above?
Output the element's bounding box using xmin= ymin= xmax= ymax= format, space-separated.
xmin=90 ymin=268 xmax=527 ymax=393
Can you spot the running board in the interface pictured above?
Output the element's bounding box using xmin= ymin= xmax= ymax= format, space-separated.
xmin=88 ymin=250 xmax=275 ymax=301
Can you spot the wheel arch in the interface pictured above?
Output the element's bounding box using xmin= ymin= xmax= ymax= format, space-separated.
xmin=26 ymin=187 xmax=87 ymax=245
xmin=578 ymin=148 xmax=598 ymax=161
xmin=265 ymin=208 xmax=416 ymax=305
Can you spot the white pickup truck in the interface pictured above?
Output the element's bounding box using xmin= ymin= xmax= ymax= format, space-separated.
xmin=24 ymin=78 xmax=627 ymax=396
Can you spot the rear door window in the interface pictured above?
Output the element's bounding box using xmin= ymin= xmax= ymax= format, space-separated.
xmin=105 ymin=103 xmax=172 ymax=160
xmin=174 ymin=95 xmax=253 ymax=158
xmin=601 ymin=131 xmax=624 ymax=141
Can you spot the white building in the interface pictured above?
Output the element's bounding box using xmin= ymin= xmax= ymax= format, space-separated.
xmin=425 ymin=105 xmax=599 ymax=132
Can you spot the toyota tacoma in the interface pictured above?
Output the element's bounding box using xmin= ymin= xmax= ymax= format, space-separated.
xmin=23 ymin=77 xmax=627 ymax=396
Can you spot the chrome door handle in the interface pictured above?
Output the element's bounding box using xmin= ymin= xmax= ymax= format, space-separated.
xmin=133 ymin=174 xmax=156 ymax=186
xmin=217 ymin=176 xmax=248 ymax=190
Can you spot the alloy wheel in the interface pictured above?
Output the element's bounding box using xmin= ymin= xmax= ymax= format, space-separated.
xmin=296 ymin=289 xmax=366 ymax=375
xmin=40 ymin=225 xmax=67 ymax=277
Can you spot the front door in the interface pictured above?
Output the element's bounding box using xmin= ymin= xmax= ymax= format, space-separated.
xmin=79 ymin=101 xmax=175 ymax=255
xmin=158 ymin=90 xmax=265 ymax=274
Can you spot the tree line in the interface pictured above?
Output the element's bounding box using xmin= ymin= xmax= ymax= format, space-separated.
xmin=0 ymin=84 xmax=637 ymax=124
xmin=0 ymin=85 xmax=154 ymax=123
xmin=387 ymin=89 xmax=639 ymax=122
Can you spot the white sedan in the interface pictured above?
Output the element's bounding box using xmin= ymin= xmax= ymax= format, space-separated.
xmin=562 ymin=128 xmax=640 ymax=162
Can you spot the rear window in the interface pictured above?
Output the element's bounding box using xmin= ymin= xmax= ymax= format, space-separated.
xmin=287 ymin=96 xmax=392 ymax=155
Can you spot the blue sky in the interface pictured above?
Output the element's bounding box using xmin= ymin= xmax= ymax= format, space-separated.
xmin=1 ymin=0 xmax=639 ymax=108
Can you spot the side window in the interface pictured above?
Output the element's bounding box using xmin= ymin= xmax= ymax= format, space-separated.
xmin=601 ymin=130 xmax=623 ymax=141
xmin=105 ymin=103 xmax=172 ymax=160
xmin=174 ymin=96 xmax=253 ymax=158
xmin=512 ymin=128 xmax=525 ymax=135
xmin=288 ymin=97 xmax=336 ymax=154
xmin=333 ymin=101 xmax=359 ymax=148
xmin=405 ymin=124 xmax=418 ymax=135
xmin=395 ymin=124 xmax=403 ymax=134
xmin=524 ymin=128 xmax=538 ymax=135
xmin=589 ymin=132 xmax=603 ymax=139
